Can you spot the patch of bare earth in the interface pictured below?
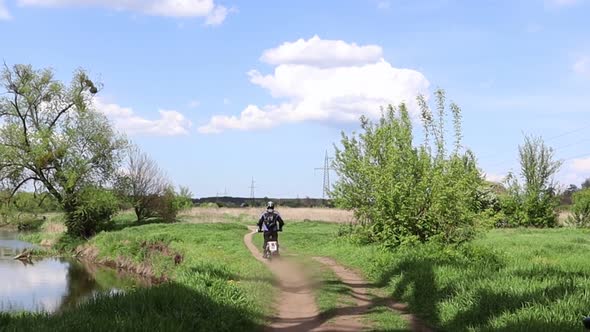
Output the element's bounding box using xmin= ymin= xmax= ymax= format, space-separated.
xmin=75 ymin=241 xmax=183 ymax=283
xmin=183 ymin=207 xmax=355 ymax=224
xmin=245 ymin=228 xmax=389 ymax=332
xmin=314 ymin=257 xmax=434 ymax=332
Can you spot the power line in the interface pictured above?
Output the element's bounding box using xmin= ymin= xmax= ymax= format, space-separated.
xmin=248 ymin=177 xmax=256 ymax=205
xmin=314 ymin=150 xmax=335 ymax=199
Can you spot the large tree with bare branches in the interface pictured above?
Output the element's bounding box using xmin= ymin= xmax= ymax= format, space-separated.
xmin=0 ymin=64 xmax=127 ymax=236
xmin=116 ymin=146 xmax=171 ymax=222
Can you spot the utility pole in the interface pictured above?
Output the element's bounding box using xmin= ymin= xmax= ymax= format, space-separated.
xmin=314 ymin=150 xmax=335 ymax=199
xmin=249 ymin=177 xmax=256 ymax=206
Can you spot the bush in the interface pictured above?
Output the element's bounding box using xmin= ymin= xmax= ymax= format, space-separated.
xmin=569 ymin=189 xmax=590 ymax=227
xmin=64 ymin=187 xmax=119 ymax=238
xmin=152 ymin=187 xmax=181 ymax=223
xmin=500 ymin=136 xmax=562 ymax=228
xmin=16 ymin=216 xmax=45 ymax=231
xmin=332 ymin=90 xmax=482 ymax=247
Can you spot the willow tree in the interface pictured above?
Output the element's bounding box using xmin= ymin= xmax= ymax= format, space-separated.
xmin=0 ymin=64 xmax=127 ymax=237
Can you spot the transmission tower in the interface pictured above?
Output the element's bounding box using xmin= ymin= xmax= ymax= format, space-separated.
xmin=248 ymin=177 xmax=256 ymax=206
xmin=314 ymin=150 xmax=334 ymax=199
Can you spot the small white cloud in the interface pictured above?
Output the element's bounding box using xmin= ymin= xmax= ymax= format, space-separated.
xmin=199 ymin=36 xmax=429 ymax=134
xmin=17 ymin=0 xmax=228 ymax=23
xmin=223 ymin=98 xmax=231 ymax=105
xmin=94 ymin=97 xmax=192 ymax=136
xmin=204 ymin=4 xmax=227 ymax=25
xmin=260 ymin=35 xmax=383 ymax=68
xmin=0 ymin=0 xmax=11 ymax=20
xmin=188 ymin=100 xmax=200 ymax=108
xmin=573 ymin=56 xmax=590 ymax=77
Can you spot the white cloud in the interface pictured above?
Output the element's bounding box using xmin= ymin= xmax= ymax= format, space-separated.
xmin=204 ymin=4 xmax=227 ymax=25
xmin=16 ymin=0 xmax=229 ymax=23
xmin=260 ymin=35 xmax=383 ymax=68
xmin=94 ymin=98 xmax=192 ymax=136
xmin=0 ymin=0 xmax=11 ymax=20
xmin=223 ymin=98 xmax=231 ymax=105
xmin=573 ymin=56 xmax=590 ymax=77
xmin=199 ymin=36 xmax=429 ymax=134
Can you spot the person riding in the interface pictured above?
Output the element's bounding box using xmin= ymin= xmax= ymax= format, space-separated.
xmin=257 ymin=201 xmax=284 ymax=257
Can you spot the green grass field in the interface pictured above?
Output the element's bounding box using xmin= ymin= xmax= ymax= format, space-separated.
xmin=2 ymin=222 xmax=274 ymax=332
xmin=6 ymin=213 xmax=590 ymax=331
xmin=278 ymin=222 xmax=590 ymax=332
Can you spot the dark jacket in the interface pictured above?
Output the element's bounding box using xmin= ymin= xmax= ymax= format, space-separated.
xmin=257 ymin=210 xmax=284 ymax=232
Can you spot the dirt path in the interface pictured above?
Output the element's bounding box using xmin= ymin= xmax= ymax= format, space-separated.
xmin=245 ymin=228 xmax=371 ymax=331
xmin=244 ymin=228 xmax=433 ymax=332
xmin=313 ymin=257 xmax=433 ymax=332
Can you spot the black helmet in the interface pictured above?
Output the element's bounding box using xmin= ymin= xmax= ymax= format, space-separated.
xmin=266 ymin=201 xmax=274 ymax=210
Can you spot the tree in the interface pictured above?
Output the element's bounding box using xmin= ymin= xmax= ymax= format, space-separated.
xmin=332 ymin=89 xmax=482 ymax=247
xmin=582 ymin=178 xmax=590 ymax=190
xmin=501 ymin=135 xmax=562 ymax=227
xmin=569 ymin=188 xmax=590 ymax=227
xmin=116 ymin=146 xmax=171 ymax=222
xmin=560 ymin=184 xmax=579 ymax=205
xmin=0 ymin=64 xmax=127 ymax=237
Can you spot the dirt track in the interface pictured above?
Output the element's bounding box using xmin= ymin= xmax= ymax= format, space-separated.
xmin=244 ymin=228 xmax=432 ymax=332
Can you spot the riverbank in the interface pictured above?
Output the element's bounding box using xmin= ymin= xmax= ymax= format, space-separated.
xmin=0 ymin=222 xmax=275 ymax=331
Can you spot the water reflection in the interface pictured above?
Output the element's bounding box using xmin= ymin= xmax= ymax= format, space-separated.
xmin=0 ymin=230 xmax=144 ymax=313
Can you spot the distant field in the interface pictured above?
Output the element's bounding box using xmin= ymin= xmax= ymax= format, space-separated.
xmin=179 ymin=207 xmax=355 ymax=224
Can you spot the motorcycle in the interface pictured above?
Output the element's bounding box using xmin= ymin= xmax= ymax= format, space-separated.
xmin=258 ymin=229 xmax=281 ymax=260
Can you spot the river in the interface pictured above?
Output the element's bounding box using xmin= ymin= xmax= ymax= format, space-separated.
xmin=0 ymin=230 xmax=146 ymax=313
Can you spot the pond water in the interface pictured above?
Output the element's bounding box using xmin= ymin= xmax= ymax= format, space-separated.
xmin=0 ymin=230 xmax=146 ymax=313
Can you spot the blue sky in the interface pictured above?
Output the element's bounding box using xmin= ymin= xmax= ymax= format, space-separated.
xmin=1 ymin=0 xmax=589 ymax=198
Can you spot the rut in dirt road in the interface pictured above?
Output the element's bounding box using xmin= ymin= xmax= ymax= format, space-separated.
xmin=244 ymin=228 xmax=369 ymax=331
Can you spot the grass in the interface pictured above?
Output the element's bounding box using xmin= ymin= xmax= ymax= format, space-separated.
xmin=278 ymin=221 xmax=590 ymax=332
xmin=1 ymin=222 xmax=275 ymax=332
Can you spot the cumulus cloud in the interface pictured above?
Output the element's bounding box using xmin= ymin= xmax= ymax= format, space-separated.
xmin=16 ymin=0 xmax=229 ymax=23
xmin=94 ymin=98 xmax=192 ymax=136
xmin=0 ymin=0 xmax=11 ymax=20
xmin=199 ymin=36 xmax=429 ymax=134
xmin=573 ymin=56 xmax=590 ymax=77
xmin=260 ymin=35 xmax=383 ymax=68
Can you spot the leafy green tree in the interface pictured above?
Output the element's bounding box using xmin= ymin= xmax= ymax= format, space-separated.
xmin=332 ymin=89 xmax=482 ymax=247
xmin=0 ymin=64 xmax=127 ymax=237
xmin=582 ymin=178 xmax=590 ymax=190
xmin=501 ymin=135 xmax=562 ymax=227
xmin=569 ymin=189 xmax=590 ymax=227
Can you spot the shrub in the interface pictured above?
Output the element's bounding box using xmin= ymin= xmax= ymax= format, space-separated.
xmin=64 ymin=187 xmax=119 ymax=238
xmin=569 ymin=189 xmax=590 ymax=227
xmin=332 ymin=90 xmax=482 ymax=247
xmin=500 ymin=136 xmax=562 ymax=228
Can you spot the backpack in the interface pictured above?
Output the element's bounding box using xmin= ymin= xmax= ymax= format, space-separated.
xmin=263 ymin=212 xmax=278 ymax=230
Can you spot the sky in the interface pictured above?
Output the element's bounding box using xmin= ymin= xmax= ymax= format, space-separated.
xmin=1 ymin=0 xmax=589 ymax=198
